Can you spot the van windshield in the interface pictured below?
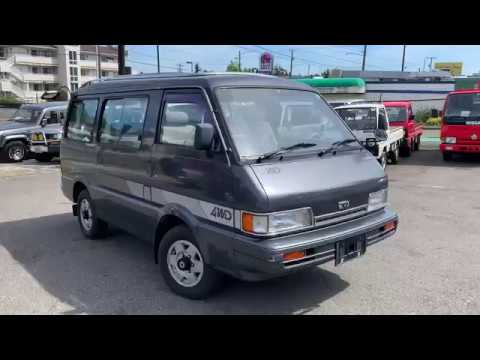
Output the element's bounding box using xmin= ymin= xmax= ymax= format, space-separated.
xmin=336 ymin=107 xmax=377 ymax=130
xmin=385 ymin=106 xmax=407 ymax=122
xmin=445 ymin=93 xmax=480 ymax=124
xmin=216 ymin=88 xmax=356 ymax=159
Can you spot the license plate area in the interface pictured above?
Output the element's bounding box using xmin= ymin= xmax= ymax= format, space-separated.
xmin=335 ymin=236 xmax=366 ymax=266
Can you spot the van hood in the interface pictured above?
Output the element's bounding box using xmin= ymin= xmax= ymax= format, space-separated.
xmin=249 ymin=150 xmax=386 ymax=216
xmin=0 ymin=121 xmax=38 ymax=135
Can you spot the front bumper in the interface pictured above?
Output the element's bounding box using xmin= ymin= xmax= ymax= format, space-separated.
xmin=30 ymin=142 xmax=60 ymax=154
xmin=440 ymin=143 xmax=480 ymax=153
xmin=201 ymin=206 xmax=398 ymax=281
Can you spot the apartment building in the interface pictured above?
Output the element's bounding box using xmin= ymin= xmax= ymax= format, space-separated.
xmin=0 ymin=45 xmax=123 ymax=102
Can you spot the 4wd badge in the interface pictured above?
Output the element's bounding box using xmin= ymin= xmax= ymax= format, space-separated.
xmin=338 ymin=200 xmax=350 ymax=211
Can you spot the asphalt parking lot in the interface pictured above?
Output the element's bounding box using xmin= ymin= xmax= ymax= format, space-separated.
xmin=1 ymin=139 xmax=480 ymax=314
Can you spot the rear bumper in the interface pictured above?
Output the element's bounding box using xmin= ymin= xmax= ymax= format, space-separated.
xmin=201 ymin=206 xmax=398 ymax=281
xmin=440 ymin=143 xmax=480 ymax=153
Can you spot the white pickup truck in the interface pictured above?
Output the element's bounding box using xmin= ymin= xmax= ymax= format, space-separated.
xmin=334 ymin=103 xmax=405 ymax=169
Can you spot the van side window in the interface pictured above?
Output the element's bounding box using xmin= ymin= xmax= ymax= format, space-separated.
xmin=159 ymin=94 xmax=212 ymax=147
xmin=99 ymin=97 xmax=148 ymax=149
xmin=67 ymin=99 xmax=98 ymax=143
xmin=378 ymin=108 xmax=388 ymax=130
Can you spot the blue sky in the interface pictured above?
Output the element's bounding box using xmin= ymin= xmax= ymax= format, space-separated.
xmin=126 ymin=45 xmax=480 ymax=76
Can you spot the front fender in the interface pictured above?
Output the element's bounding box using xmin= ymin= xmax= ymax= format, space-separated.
xmin=1 ymin=134 xmax=28 ymax=148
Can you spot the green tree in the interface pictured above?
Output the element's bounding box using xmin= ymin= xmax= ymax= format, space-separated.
xmin=226 ymin=60 xmax=240 ymax=72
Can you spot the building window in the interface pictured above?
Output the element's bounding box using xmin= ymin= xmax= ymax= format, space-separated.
xmin=0 ymin=47 xmax=5 ymax=59
xmin=70 ymin=83 xmax=79 ymax=92
xmin=69 ymin=51 xmax=77 ymax=65
xmin=101 ymin=70 xmax=108 ymax=77
xmin=31 ymin=66 xmax=40 ymax=74
xmin=70 ymin=67 xmax=79 ymax=82
xmin=80 ymin=53 xmax=88 ymax=60
xmin=101 ymin=56 xmax=115 ymax=62
xmin=30 ymin=83 xmax=43 ymax=91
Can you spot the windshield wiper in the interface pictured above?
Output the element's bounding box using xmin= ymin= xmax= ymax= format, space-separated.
xmin=256 ymin=142 xmax=317 ymax=163
xmin=318 ymin=139 xmax=359 ymax=157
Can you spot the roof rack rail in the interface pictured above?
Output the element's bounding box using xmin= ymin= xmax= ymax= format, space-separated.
xmin=83 ymin=71 xmax=277 ymax=85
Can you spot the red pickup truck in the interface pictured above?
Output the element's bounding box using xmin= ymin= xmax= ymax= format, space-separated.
xmin=440 ymin=90 xmax=480 ymax=161
xmin=384 ymin=101 xmax=423 ymax=157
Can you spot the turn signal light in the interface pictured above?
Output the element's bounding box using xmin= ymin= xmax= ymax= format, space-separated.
xmin=384 ymin=221 xmax=396 ymax=232
xmin=282 ymin=251 xmax=306 ymax=262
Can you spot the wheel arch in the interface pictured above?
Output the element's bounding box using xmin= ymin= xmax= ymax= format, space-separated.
xmin=153 ymin=205 xmax=200 ymax=264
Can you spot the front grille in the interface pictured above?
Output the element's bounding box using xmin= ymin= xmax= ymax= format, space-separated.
xmin=314 ymin=204 xmax=369 ymax=228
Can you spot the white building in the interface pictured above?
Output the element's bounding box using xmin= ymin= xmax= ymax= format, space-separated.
xmin=0 ymin=45 xmax=123 ymax=102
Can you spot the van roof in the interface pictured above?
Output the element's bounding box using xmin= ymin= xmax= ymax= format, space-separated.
xmin=384 ymin=101 xmax=411 ymax=107
xmin=448 ymin=89 xmax=480 ymax=95
xmin=20 ymin=101 xmax=68 ymax=110
xmin=334 ymin=103 xmax=385 ymax=110
xmin=76 ymin=72 xmax=313 ymax=96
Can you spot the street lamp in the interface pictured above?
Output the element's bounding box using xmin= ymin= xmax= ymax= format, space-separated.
xmin=186 ymin=61 xmax=193 ymax=73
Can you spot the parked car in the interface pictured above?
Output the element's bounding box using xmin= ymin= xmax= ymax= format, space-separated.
xmin=440 ymin=90 xmax=480 ymax=161
xmin=384 ymin=101 xmax=423 ymax=156
xmin=335 ymin=103 xmax=404 ymax=169
xmin=61 ymin=72 xmax=398 ymax=299
xmin=28 ymin=111 xmax=64 ymax=162
xmin=0 ymin=101 xmax=68 ymax=162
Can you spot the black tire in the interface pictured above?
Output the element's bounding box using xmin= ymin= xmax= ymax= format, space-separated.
xmin=76 ymin=189 xmax=109 ymax=239
xmin=414 ymin=136 xmax=420 ymax=151
xmin=159 ymin=225 xmax=224 ymax=299
xmin=443 ymin=152 xmax=452 ymax=161
xmin=34 ymin=153 xmax=54 ymax=162
xmin=4 ymin=141 xmax=26 ymax=162
xmin=401 ymin=141 xmax=411 ymax=157
xmin=389 ymin=145 xmax=399 ymax=164
xmin=379 ymin=151 xmax=387 ymax=169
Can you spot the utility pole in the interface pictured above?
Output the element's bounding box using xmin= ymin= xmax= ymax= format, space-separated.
xmin=156 ymin=45 xmax=160 ymax=73
xmin=362 ymin=45 xmax=367 ymax=71
xmin=238 ymin=51 xmax=241 ymax=72
xmin=118 ymin=45 xmax=125 ymax=75
xmin=307 ymin=64 xmax=310 ymax=76
xmin=96 ymin=45 xmax=101 ymax=78
xmin=289 ymin=49 xmax=294 ymax=77
xmin=401 ymin=45 xmax=406 ymax=72
xmin=186 ymin=61 xmax=193 ymax=72
xmin=177 ymin=64 xmax=184 ymax=73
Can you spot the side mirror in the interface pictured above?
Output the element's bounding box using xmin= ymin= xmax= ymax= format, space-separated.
xmin=439 ymin=110 xmax=443 ymax=118
xmin=365 ymin=138 xmax=377 ymax=148
xmin=431 ymin=109 xmax=438 ymax=118
xmin=409 ymin=114 xmax=415 ymax=121
xmin=194 ymin=123 xmax=214 ymax=150
xmin=40 ymin=118 xmax=47 ymax=127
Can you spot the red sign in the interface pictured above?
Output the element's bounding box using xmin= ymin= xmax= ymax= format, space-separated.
xmin=259 ymin=52 xmax=274 ymax=74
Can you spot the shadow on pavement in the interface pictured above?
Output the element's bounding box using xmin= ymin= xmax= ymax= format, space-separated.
xmin=0 ymin=213 xmax=349 ymax=315
xmin=395 ymin=149 xmax=480 ymax=168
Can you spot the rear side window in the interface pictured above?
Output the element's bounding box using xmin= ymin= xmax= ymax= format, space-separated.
xmin=159 ymin=93 xmax=212 ymax=147
xmin=67 ymin=100 xmax=98 ymax=143
xmin=99 ymin=97 xmax=148 ymax=149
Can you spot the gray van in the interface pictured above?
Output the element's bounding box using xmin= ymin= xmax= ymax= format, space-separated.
xmin=61 ymin=73 xmax=398 ymax=299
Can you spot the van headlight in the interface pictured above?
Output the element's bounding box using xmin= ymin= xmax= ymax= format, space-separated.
xmin=241 ymin=208 xmax=313 ymax=235
xmin=444 ymin=137 xmax=456 ymax=144
xmin=368 ymin=189 xmax=388 ymax=212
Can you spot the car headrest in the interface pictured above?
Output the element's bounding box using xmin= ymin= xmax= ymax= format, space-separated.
xmin=166 ymin=110 xmax=189 ymax=125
